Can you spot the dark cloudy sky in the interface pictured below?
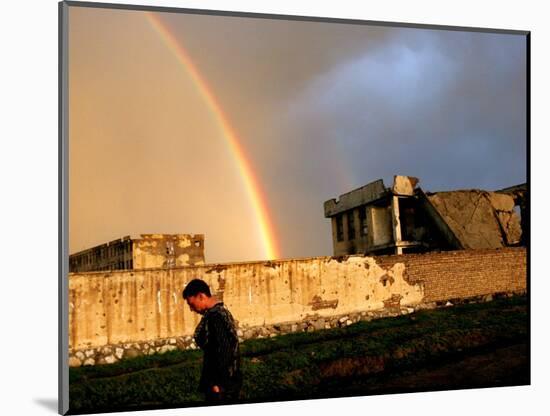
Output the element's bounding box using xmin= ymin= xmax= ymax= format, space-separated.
xmin=69 ymin=6 xmax=526 ymax=263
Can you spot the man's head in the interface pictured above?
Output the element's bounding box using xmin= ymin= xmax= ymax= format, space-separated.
xmin=182 ymin=279 xmax=212 ymax=314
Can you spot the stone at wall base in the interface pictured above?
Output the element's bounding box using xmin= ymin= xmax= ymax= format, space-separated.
xmin=83 ymin=358 xmax=95 ymax=366
xmin=124 ymin=348 xmax=141 ymax=359
xmin=69 ymin=356 xmax=81 ymax=367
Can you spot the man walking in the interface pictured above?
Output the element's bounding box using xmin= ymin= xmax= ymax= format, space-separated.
xmin=182 ymin=278 xmax=242 ymax=402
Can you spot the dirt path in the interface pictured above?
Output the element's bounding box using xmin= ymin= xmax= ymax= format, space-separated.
xmin=319 ymin=343 xmax=528 ymax=396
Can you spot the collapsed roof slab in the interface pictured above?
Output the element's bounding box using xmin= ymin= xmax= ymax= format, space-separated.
xmin=426 ymin=190 xmax=522 ymax=249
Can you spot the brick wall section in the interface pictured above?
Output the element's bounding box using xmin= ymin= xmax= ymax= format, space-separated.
xmin=375 ymin=247 xmax=526 ymax=302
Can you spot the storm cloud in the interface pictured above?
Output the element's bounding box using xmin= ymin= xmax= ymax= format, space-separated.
xmin=69 ymin=8 xmax=526 ymax=261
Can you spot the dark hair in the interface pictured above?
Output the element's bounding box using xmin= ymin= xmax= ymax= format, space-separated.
xmin=182 ymin=278 xmax=211 ymax=298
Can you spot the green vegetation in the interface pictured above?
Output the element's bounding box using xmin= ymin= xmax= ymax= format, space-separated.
xmin=69 ymin=295 xmax=528 ymax=414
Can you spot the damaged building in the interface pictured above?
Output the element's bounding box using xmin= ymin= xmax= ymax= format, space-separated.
xmin=324 ymin=175 xmax=527 ymax=256
xmin=69 ymin=234 xmax=205 ymax=273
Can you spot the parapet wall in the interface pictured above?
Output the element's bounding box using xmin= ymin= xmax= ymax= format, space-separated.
xmin=68 ymin=247 xmax=526 ymax=367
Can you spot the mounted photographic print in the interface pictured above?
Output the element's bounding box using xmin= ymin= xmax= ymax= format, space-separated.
xmin=59 ymin=1 xmax=529 ymax=414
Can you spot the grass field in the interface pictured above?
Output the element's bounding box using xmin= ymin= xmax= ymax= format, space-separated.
xmin=68 ymin=295 xmax=528 ymax=414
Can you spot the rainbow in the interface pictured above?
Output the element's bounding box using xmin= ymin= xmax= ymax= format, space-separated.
xmin=145 ymin=12 xmax=280 ymax=260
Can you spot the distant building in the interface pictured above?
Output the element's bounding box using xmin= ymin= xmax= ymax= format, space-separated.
xmin=69 ymin=234 xmax=205 ymax=273
xmin=324 ymin=175 xmax=526 ymax=256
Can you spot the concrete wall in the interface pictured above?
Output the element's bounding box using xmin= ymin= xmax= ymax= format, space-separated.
xmin=69 ymin=254 xmax=424 ymax=351
xmin=69 ymin=247 xmax=526 ymax=359
xmin=370 ymin=205 xmax=393 ymax=247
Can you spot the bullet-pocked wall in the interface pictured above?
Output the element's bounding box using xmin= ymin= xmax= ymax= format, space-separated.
xmin=68 ymin=247 xmax=526 ymax=357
